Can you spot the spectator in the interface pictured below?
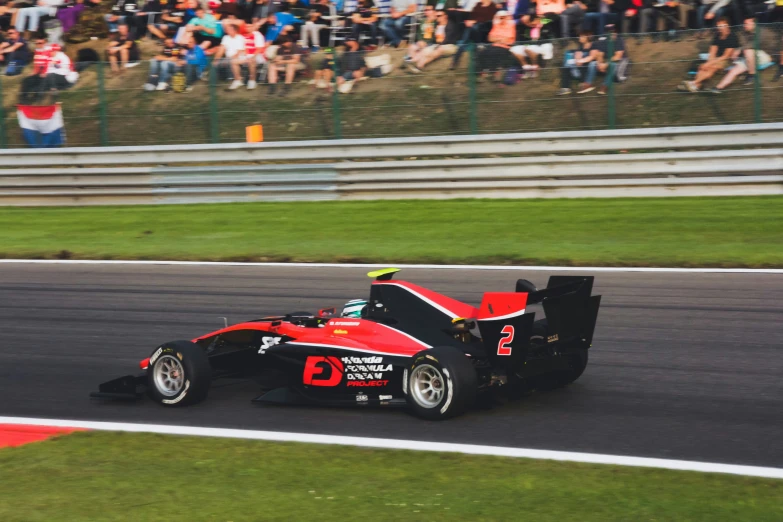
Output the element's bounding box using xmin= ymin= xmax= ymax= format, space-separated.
xmin=107 ymin=23 xmax=140 ymax=74
xmin=451 ymin=0 xmax=498 ymax=68
xmin=300 ymin=0 xmax=329 ymax=50
xmin=16 ymin=0 xmax=64 ymax=36
xmin=679 ymin=17 xmax=737 ymax=92
xmin=590 ymin=23 xmax=627 ymax=94
xmin=0 ymin=1 xmax=14 ymax=33
xmin=181 ymin=34 xmax=206 ymax=89
xmin=557 ymin=29 xmax=598 ymax=94
xmin=185 ymin=6 xmax=224 ymax=51
xmin=0 ymin=27 xmax=31 ymax=74
xmin=381 ymin=0 xmax=415 ymax=47
xmin=560 ymin=0 xmax=587 ymax=38
xmin=242 ymin=21 xmax=266 ymax=87
xmin=712 ymin=16 xmax=767 ymax=92
xmin=410 ymin=9 xmax=460 ymax=71
xmin=143 ymin=0 xmax=193 ymax=40
xmin=263 ymin=8 xmax=301 ymax=43
xmin=475 ymin=10 xmax=516 ymax=80
xmin=697 ymin=0 xmax=730 ymax=31
xmin=403 ymin=4 xmax=436 ymax=70
xmin=43 ymin=42 xmax=78 ymax=90
xmin=511 ymin=12 xmax=557 ymax=76
xmin=351 ymin=0 xmax=378 ymax=47
xmin=57 ymin=0 xmax=87 ymax=34
xmin=215 ymin=22 xmax=248 ymax=89
xmin=313 ymin=45 xmax=335 ymax=89
xmin=105 ymin=0 xmax=133 ymax=34
xmin=336 ymin=36 xmax=365 ymax=92
xmin=253 ymin=0 xmax=277 ymax=23
xmin=582 ymin=0 xmax=618 ymax=35
xmin=143 ymin=36 xmax=182 ymax=91
xmin=268 ymin=35 xmax=302 ymax=95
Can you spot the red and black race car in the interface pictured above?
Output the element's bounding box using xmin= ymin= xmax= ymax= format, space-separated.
xmin=92 ymin=269 xmax=601 ymax=420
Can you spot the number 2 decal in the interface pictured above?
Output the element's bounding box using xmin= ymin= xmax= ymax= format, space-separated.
xmin=497 ymin=325 xmax=514 ymax=356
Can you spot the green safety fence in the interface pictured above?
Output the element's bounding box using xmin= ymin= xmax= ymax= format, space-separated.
xmin=1 ymin=23 xmax=783 ymax=148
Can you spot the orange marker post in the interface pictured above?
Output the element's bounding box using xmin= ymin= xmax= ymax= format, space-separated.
xmin=246 ymin=125 xmax=264 ymax=143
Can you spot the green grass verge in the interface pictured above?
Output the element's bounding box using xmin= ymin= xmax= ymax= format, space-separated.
xmin=0 ymin=431 xmax=781 ymax=521
xmin=1 ymin=196 xmax=782 ymax=267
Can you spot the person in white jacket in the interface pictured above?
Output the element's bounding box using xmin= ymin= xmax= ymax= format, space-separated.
xmin=16 ymin=0 xmax=64 ymax=35
xmin=43 ymin=44 xmax=79 ymax=91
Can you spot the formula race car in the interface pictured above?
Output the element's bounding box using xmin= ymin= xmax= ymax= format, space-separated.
xmin=91 ymin=269 xmax=601 ymax=420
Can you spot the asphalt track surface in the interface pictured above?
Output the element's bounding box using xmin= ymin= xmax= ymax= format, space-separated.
xmin=1 ymin=263 xmax=781 ymax=468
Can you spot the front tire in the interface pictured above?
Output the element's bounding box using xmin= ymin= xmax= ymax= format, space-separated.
xmin=147 ymin=340 xmax=211 ymax=407
xmin=405 ymin=346 xmax=477 ymax=420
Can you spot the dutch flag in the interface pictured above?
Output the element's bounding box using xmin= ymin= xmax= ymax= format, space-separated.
xmin=17 ymin=104 xmax=65 ymax=148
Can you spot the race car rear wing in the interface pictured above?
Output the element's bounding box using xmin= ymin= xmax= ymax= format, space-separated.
xmin=530 ymin=276 xmax=601 ymax=347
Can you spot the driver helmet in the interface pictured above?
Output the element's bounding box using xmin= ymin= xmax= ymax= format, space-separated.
xmin=341 ymin=299 xmax=367 ymax=318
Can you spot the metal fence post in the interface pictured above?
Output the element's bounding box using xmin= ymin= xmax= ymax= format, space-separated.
xmin=0 ymin=74 xmax=7 ymax=149
xmin=96 ymin=61 xmax=109 ymax=146
xmin=331 ymin=52 xmax=342 ymax=140
xmin=468 ymin=43 xmax=478 ymax=134
xmin=754 ymin=22 xmax=762 ymax=123
xmin=607 ymin=37 xmax=616 ymax=130
xmin=208 ymin=63 xmax=220 ymax=143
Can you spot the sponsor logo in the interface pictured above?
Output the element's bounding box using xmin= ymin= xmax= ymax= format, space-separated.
xmin=149 ymin=347 xmax=164 ymax=365
xmin=258 ymin=336 xmax=282 ymax=354
xmin=341 ymin=356 xmax=392 ymax=381
xmin=356 ymin=394 xmax=368 ymax=402
xmin=303 ymin=356 xmax=343 ymax=387
xmin=548 ymin=334 xmax=559 ymax=343
xmin=379 ymin=395 xmax=393 ymax=400
xmin=346 ymin=380 xmax=389 ymax=387
xmin=334 ymin=329 xmax=348 ymax=335
xmin=330 ymin=321 xmax=360 ymax=326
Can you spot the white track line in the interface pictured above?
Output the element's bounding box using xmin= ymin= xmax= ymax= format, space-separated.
xmin=0 ymin=259 xmax=781 ymax=274
xmin=1 ymin=416 xmax=781 ymax=479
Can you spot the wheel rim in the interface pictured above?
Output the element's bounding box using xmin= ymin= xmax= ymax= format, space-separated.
xmin=410 ymin=364 xmax=445 ymax=409
xmin=153 ymin=355 xmax=185 ymax=397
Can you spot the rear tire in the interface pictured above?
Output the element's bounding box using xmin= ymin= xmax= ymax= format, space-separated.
xmin=405 ymin=346 xmax=477 ymax=420
xmin=147 ymin=340 xmax=211 ymax=407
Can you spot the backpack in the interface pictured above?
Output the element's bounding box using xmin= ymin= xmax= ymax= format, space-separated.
xmin=171 ymin=71 xmax=187 ymax=93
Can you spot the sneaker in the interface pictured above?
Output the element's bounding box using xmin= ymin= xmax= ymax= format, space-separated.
xmin=143 ymin=82 xmax=155 ymax=91
xmin=316 ymin=79 xmax=327 ymax=89
xmin=597 ymin=85 xmax=607 ymax=95
xmin=709 ymin=87 xmax=723 ymax=94
xmin=556 ymin=87 xmax=572 ymax=96
xmin=247 ymin=80 xmax=257 ymax=90
xmin=156 ymin=82 xmax=168 ymax=91
xmin=577 ymin=83 xmax=594 ymax=94
xmin=229 ymin=79 xmax=243 ymax=90
xmin=684 ymin=80 xmax=699 ymax=93
xmin=742 ymin=75 xmax=755 ymax=86
xmin=185 ymin=86 xmax=194 ymax=92
xmin=408 ymin=64 xmax=422 ymax=73
xmin=311 ymin=45 xmax=320 ymax=53
xmin=125 ymin=62 xmax=140 ymax=68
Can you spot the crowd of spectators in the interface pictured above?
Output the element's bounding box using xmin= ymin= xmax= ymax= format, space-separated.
xmin=0 ymin=0 xmax=782 ymax=99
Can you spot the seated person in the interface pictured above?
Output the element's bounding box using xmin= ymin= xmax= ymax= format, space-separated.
xmin=107 ymin=22 xmax=140 ymax=74
xmin=510 ymin=12 xmax=557 ymax=77
xmin=560 ymin=0 xmax=587 ymax=39
xmin=42 ymin=42 xmax=78 ymax=90
xmin=451 ymin=0 xmax=498 ymax=68
xmin=214 ymin=22 xmax=247 ymax=89
xmin=180 ymin=34 xmax=206 ymax=89
xmin=0 ymin=27 xmax=31 ymax=74
xmin=589 ymin=23 xmax=627 ymax=94
xmin=16 ymin=0 xmax=63 ymax=35
xmin=679 ymin=17 xmax=737 ymax=92
xmin=712 ymin=17 xmax=768 ymax=93
xmin=263 ymin=7 xmax=301 ymax=44
xmin=184 ymin=6 xmax=224 ymax=51
xmin=475 ymin=10 xmax=516 ymax=80
xmin=268 ymin=35 xmax=302 ymax=95
xmin=313 ymin=45 xmax=335 ymax=90
xmin=380 ymin=0 xmax=415 ymax=48
xmin=0 ymin=1 xmax=15 ymax=33
xmin=242 ymin=21 xmax=266 ymax=88
xmin=300 ymin=0 xmax=330 ymax=50
xmin=105 ymin=0 xmax=135 ymax=34
xmin=144 ymin=0 xmax=193 ymax=40
xmin=557 ymin=29 xmax=598 ymax=94
xmin=351 ymin=0 xmax=378 ymax=47
xmin=143 ymin=36 xmax=182 ymax=91
xmin=337 ymin=36 xmax=365 ymax=92
xmin=405 ymin=7 xmax=458 ymax=72
xmin=57 ymin=0 xmax=89 ymax=34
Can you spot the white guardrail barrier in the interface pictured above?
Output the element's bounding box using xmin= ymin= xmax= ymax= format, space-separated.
xmin=1 ymin=123 xmax=782 ymax=205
